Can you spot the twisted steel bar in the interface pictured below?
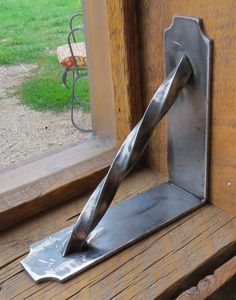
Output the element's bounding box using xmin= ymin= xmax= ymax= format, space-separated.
xmin=62 ymin=55 xmax=192 ymax=256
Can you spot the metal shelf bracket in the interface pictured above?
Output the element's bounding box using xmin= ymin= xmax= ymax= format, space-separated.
xmin=21 ymin=16 xmax=212 ymax=283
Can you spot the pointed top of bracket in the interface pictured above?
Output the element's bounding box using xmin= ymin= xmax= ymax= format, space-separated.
xmin=165 ymin=15 xmax=212 ymax=49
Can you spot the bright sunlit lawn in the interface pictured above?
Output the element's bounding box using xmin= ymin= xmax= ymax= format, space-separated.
xmin=0 ymin=0 xmax=90 ymax=112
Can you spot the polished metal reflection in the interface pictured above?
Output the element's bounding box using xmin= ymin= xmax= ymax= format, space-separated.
xmin=21 ymin=182 xmax=202 ymax=282
xmin=165 ymin=16 xmax=212 ymax=199
xmin=62 ymin=55 xmax=192 ymax=256
xmin=21 ymin=16 xmax=212 ymax=283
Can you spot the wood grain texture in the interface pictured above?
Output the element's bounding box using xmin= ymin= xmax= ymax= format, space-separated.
xmin=177 ymin=255 xmax=236 ymax=299
xmin=106 ymin=0 xmax=142 ymax=145
xmin=136 ymin=0 xmax=236 ymax=214
xmin=0 ymin=142 xmax=115 ymax=231
xmin=1 ymin=169 xmax=236 ymax=299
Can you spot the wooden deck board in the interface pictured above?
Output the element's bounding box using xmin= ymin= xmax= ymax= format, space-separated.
xmin=1 ymin=169 xmax=236 ymax=299
xmin=177 ymin=255 xmax=236 ymax=299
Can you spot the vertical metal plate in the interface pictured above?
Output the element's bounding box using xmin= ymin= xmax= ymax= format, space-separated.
xmin=165 ymin=16 xmax=212 ymax=199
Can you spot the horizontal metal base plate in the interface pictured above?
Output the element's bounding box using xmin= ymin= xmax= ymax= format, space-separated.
xmin=21 ymin=182 xmax=204 ymax=282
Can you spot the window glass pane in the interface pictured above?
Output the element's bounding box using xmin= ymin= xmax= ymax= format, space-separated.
xmin=0 ymin=0 xmax=92 ymax=170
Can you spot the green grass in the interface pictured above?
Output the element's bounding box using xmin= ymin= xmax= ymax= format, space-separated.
xmin=0 ymin=0 xmax=83 ymax=64
xmin=20 ymin=56 xmax=90 ymax=112
xmin=0 ymin=0 xmax=90 ymax=112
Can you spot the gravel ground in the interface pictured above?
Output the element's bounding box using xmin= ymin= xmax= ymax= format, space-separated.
xmin=0 ymin=64 xmax=91 ymax=169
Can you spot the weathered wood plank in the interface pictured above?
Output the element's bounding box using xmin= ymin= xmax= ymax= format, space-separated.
xmin=137 ymin=0 xmax=236 ymax=215
xmin=1 ymin=169 xmax=236 ymax=299
xmin=106 ymin=0 xmax=142 ymax=145
xmin=177 ymin=256 xmax=236 ymax=300
xmin=0 ymin=144 xmax=115 ymax=231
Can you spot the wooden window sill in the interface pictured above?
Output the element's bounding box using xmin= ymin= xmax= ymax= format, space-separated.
xmin=1 ymin=167 xmax=236 ymax=299
xmin=177 ymin=255 xmax=236 ymax=299
xmin=0 ymin=137 xmax=116 ymax=231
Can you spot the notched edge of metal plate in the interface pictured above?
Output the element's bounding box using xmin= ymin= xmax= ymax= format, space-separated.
xmin=21 ymin=182 xmax=205 ymax=283
xmin=166 ymin=15 xmax=210 ymax=42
